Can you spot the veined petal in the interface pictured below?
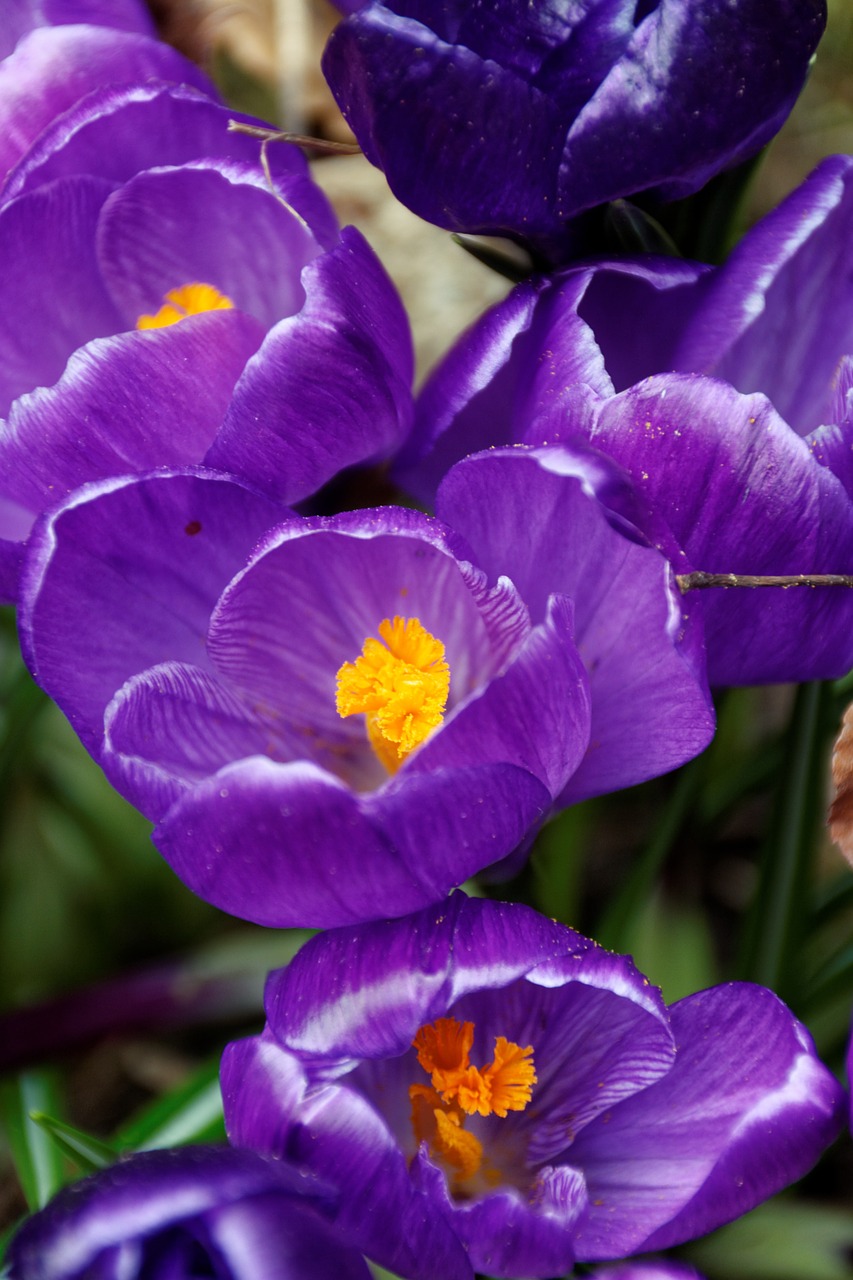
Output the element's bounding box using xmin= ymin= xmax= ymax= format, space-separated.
xmin=0 ymin=314 xmax=264 ymax=521
xmin=18 ymin=470 xmax=287 ymax=750
xmin=96 ymin=165 xmax=319 ymax=332
xmin=570 ymin=984 xmax=845 ymax=1260
xmin=589 ymin=374 xmax=853 ymax=683
xmin=437 ymin=446 xmax=713 ymax=799
xmin=0 ymin=25 xmax=212 ymax=179
xmin=208 ymin=227 xmax=413 ymax=504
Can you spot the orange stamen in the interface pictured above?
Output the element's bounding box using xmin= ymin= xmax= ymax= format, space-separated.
xmin=408 ymin=1016 xmax=536 ymax=1188
xmin=335 ymin=616 xmax=450 ymax=772
xmin=136 ymin=282 xmax=234 ymax=330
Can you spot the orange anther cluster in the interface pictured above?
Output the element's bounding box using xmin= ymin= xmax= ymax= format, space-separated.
xmin=335 ymin=616 xmax=450 ymax=772
xmin=409 ymin=1016 xmax=536 ymax=1188
xmin=136 ymin=282 xmax=234 ymax=330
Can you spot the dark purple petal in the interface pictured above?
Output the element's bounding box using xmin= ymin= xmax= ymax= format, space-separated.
xmin=18 ymin=471 xmax=286 ymax=750
xmin=587 ymin=374 xmax=853 ymax=684
xmin=673 ymin=156 xmax=853 ymax=436
xmin=437 ymin=447 xmax=713 ymax=799
xmin=0 ymin=177 xmax=123 ymax=411
xmin=559 ymin=0 xmax=826 ymax=216
xmin=222 ymin=1036 xmax=474 ymax=1280
xmin=96 ymin=165 xmax=319 ymax=332
xmin=400 ymin=259 xmax=708 ymax=503
xmin=2 ymin=82 xmax=338 ymax=242
xmin=154 ymin=756 xmax=551 ymax=927
xmin=0 ymin=26 xmax=212 ymax=178
xmin=260 ymin=895 xmax=581 ymax=1055
xmin=207 ymin=227 xmax=413 ymax=504
xmin=0 ymin=314 xmax=265 ymax=521
xmin=570 ymin=984 xmax=845 ymax=1260
xmin=7 ymin=1146 xmax=372 ymax=1280
xmin=419 ymin=1152 xmax=585 ymax=1279
xmin=323 ymin=8 xmax=565 ymax=237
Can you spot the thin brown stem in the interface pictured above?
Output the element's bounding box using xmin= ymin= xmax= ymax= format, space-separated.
xmin=227 ymin=120 xmax=362 ymax=155
xmin=677 ymin=572 xmax=853 ymax=593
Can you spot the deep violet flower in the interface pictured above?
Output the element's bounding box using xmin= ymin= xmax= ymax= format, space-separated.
xmin=221 ymin=894 xmax=844 ymax=1280
xmin=321 ymin=0 xmax=825 ymax=251
xmin=6 ymin=1146 xmax=372 ymax=1280
xmin=18 ymin=447 xmax=713 ymax=927
xmin=398 ymin=164 xmax=853 ymax=686
xmin=0 ymin=83 xmax=412 ymax=603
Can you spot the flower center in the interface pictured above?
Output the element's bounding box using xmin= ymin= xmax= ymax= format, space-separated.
xmin=408 ymin=1017 xmax=536 ymax=1191
xmin=335 ymin=616 xmax=450 ymax=773
xmin=136 ymin=282 xmax=234 ymax=330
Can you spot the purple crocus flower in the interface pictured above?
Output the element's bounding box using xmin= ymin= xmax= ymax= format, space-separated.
xmin=322 ymin=0 xmax=825 ymax=251
xmin=398 ymin=166 xmax=853 ymax=687
xmin=0 ymin=84 xmax=412 ymax=604
xmin=222 ymin=894 xmax=844 ymax=1280
xmin=18 ymin=445 xmax=713 ymax=926
xmin=6 ymin=1146 xmax=372 ymax=1280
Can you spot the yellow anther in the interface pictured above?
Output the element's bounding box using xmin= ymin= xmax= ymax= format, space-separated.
xmin=136 ymin=282 xmax=234 ymax=330
xmin=335 ymin=616 xmax=450 ymax=772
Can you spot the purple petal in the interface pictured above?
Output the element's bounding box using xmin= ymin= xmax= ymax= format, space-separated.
xmin=400 ymin=259 xmax=708 ymax=504
xmin=412 ymin=595 xmax=591 ymax=799
xmin=0 ymin=314 xmax=264 ymax=521
xmin=588 ymin=374 xmax=853 ymax=684
xmin=2 ymin=82 xmax=338 ymax=241
xmin=592 ymin=1265 xmax=704 ymax=1280
xmin=260 ymin=895 xmax=582 ymax=1056
xmin=559 ymin=0 xmax=825 ymax=216
xmin=0 ymin=26 xmax=212 ymax=178
xmin=322 ymin=7 xmax=564 ymax=238
xmin=208 ymin=227 xmax=413 ymax=504
xmin=423 ymin=1154 xmax=585 ymax=1279
xmin=207 ymin=508 xmax=523 ymax=738
xmin=102 ymin=661 xmax=278 ymax=819
xmin=96 ymin=165 xmax=319 ymax=332
xmin=0 ymin=176 xmax=123 ymax=411
xmin=154 ymin=756 xmax=551 ymax=927
xmin=674 ymin=155 xmax=853 ymax=436
xmin=570 ymin=984 xmax=845 ymax=1260
xmin=222 ymin=1036 xmax=474 ymax=1280
xmin=18 ymin=471 xmax=286 ymax=750
xmin=7 ymin=1145 xmax=372 ymax=1280
xmin=437 ymin=447 xmax=713 ymax=799
xmin=0 ymin=0 xmax=154 ymax=60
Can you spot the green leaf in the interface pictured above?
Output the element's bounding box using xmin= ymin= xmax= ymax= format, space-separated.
xmin=115 ymin=1058 xmax=225 ymax=1151
xmin=28 ymin=1112 xmax=118 ymax=1175
xmin=596 ymin=757 xmax=706 ymax=953
xmin=0 ymin=1071 xmax=65 ymax=1210
xmin=685 ymin=1197 xmax=853 ymax=1280
xmin=738 ymin=682 xmax=831 ymax=999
